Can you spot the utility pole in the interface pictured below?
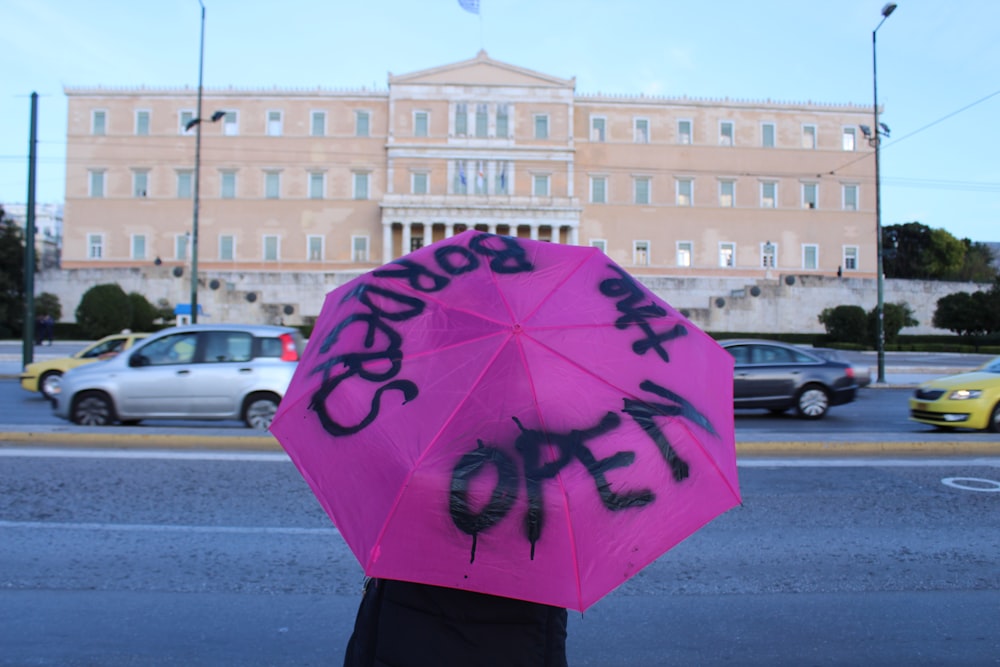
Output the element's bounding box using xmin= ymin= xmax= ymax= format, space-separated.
xmin=22 ymin=92 xmax=38 ymax=369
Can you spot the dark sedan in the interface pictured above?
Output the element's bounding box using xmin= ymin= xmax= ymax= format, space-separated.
xmin=719 ymin=339 xmax=859 ymax=419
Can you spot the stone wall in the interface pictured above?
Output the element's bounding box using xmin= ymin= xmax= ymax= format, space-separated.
xmin=35 ymin=266 xmax=987 ymax=336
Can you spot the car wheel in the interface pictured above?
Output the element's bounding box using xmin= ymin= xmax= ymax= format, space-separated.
xmin=795 ymin=384 xmax=830 ymax=419
xmin=243 ymin=393 xmax=279 ymax=430
xmin=987 ymin=403 xmax=1000 ymax=434
xmin=39 ymin=371 xmax=63 ymax=400
xmin=72 ymin=391 xmax=116 ymax=426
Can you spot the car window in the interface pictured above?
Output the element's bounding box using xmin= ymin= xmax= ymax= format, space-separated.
xmin=725 ymin=345 xmax=751 ymax=365
xmin=751 ymin=345 xmax=796 ymax=365
xmin=137 ymin=333 xmax=198 ymax=366
xmin=81 ymin=338 xmax=124 ymax=359
xmin=984 ymin=358 xmax=1000 ymax=373
xmin=202 ymin=331 xmax=253 ymax=363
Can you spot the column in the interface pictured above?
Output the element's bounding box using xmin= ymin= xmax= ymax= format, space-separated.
xmin=487 ymin=223 xmax=497 ymax=234
xmin=529 ymin=223 xmax=539 ymax=241
xmin=445 ymin=223 xmax=454 ymax=238
xmin=382 ymin=222 xmax=394 ymax=263
xmin=402 ymin=223 xmax=412 ymax=256
xmin=568 ymin=225 xmax=579 ymax=245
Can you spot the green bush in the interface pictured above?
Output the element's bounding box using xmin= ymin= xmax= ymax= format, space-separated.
xmin=36 ymin=292 xmax=62 ymax=321
xmin=75 ymin=284 xmax=131 ymax=339
xmin=818 ymin=305 xmax=869 ymax=345
xmin=127 ymin=292 xmax=159 ymax=331
xmin=869 ymin=302 xmax=918 ymax=346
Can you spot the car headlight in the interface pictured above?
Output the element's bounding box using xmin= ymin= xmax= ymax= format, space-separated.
xmin=948 ymin=389 xmax=982 ymax=400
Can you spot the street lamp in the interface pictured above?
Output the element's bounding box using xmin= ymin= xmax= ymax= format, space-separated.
xmin=872 ymin=2 xmax=897 ymax=384
xmin=187 ymin=1 xmax=224 ymax=324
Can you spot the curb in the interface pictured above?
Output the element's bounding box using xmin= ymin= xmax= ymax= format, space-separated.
xmin=0 ymin=430 xmax=280 ymax=451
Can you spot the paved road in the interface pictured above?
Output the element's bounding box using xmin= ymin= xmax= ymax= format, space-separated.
xmin=1 ymin=448 xmax=998 ymax=666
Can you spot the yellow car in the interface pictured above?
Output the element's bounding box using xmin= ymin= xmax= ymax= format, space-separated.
xmin=20 ymin=332 xmax=149 ymax=400
xmin=909 ymin=356 xmax=1000 ymax=433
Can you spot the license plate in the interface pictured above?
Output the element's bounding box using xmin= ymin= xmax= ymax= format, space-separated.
xmin=914 ymin=402 xmax=928 ymax=411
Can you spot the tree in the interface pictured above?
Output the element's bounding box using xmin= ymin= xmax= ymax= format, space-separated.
xmin=35 ymin=292 xmax=62 ymax=321
xmin=951 ymin=240 xmax=999 ymax=283
xmin=869 ymin=301 xmax=918 ymax=345
xmin=75 ymin=284 xmax=131 ymax=339
xmin=0 ymin=207 xmax=26 ymax=338
xmin=882 ymin=222 xmax=998 ymax=282
xmin=933 ymin=291 xmax=989 ymax=337
xmin=127 ymin=292 xmax=158 ymax=331
xmin=818 ymin=305 xmax=869 ymax=345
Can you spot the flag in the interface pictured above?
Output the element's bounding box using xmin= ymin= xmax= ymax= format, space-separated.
xmin=476 ymin=161 xmax=485 ymax=192
xmin=499 ymin=163 xmax=506 ymax=192
xmin=459 ymin=161 xmax=467 ymax=187
xmin=458 ymin=0 xmax=480 ymax=14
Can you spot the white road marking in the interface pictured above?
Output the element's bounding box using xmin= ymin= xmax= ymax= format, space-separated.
xmin=940 ymin=477 xmax=1000 ymax=492
xmin=0 ymin=520 xmax=339 ymax=535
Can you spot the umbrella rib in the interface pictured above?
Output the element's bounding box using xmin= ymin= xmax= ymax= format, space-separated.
xmin=364 ymin=330 xmax=514 ymax=571
xmin=519 ymin=247 xmax=599 ymax=325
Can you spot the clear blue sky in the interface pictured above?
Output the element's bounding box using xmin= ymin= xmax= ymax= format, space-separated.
xmin=3 ymin=0 xmax=998 ymax=242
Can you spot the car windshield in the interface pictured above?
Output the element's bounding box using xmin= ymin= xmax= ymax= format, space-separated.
xmin=983 ymin=358 xmax=1000 ymax=373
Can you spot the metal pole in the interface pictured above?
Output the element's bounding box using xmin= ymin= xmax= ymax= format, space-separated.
xmin=191 ymin=1 xmax=205 ymax=324
xmin=872 ymin=3 xmax=896 ymax=384
xmin=22 ymin=92 xmax=38 ymax=368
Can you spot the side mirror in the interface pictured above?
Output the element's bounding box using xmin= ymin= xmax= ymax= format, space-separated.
xmin=129 ymin=354 xmax=149 ymax=368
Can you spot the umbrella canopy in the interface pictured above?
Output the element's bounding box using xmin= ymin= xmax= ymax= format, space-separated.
xmin=271 ymin=230 xmax=740 ymax=612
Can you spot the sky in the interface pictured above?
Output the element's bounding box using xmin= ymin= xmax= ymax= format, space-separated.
xmin=2 ymin=0 xmax=998 ymax=242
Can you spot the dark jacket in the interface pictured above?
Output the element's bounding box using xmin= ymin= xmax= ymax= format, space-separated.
xmin=344 ymin=578 xmax=568 ymax=667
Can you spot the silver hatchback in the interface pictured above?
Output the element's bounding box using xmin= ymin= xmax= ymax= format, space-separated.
xmin=53 ymin=324 xmax=305 ymax=429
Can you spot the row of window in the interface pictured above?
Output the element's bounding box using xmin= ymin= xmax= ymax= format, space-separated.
xmin=87 ymin=232 xmax=371 ymax=263
xmin=87 ymin=161 xmax=860 ymax=211
xmin=587 ymin=240 xmax=861 ymax=271
xmin=86 ymin=229 xmax=859 ymax=272
xmin=90 ymin=104 xmax=864 ymax=150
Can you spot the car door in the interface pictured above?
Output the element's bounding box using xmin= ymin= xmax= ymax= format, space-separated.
xmin=186 ymin=330 xmax=256 ymax=417
xmin=117 ymin=332 xmax=199 ymax=417
xmin=747 ymin=344 xmax=800 ymax=402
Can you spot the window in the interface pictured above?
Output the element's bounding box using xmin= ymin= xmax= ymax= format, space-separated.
xmin=353 ymin=172 xmax=370 ymax=200
xmin=132 ymin=170 xmax=149 ymax=198
xmin=453 ymin=160 xmax=468 ymax=194
xmin=677 ymin=119 xmax=692 ymax=144
xmin=175 ymin=233 xmax=189 ymax=260
xmin=676 ymin=179 xmax=692 ymax=206
xmin=496 ymin=104 xmax=509 ymax=138
xmin=414 ymin=111 xmax=429 ymax=137
xmin=219 ymin=234 xmax=235 ymax=260
xmin=309 ymin=172 xmax=325 ymax=199
xmin=92 ymin=110 xmax=106 ymax=136
xmin=88 ymin=234 xmax=104 ymax=259
xmin=761 ymin=122 xmax=775 ymax=148
xmin=220 ymin=170 xmax=237 ymax=199
xmin=634 ymin=118 xmax=649 ymax=144
xmin=454 ymin=103 xmax=468 ymax=136
xmin=177 ymin=170 xmax=193 ymax=199
xmin=719 ymin=242 xmax=735 ymax=268
xmin=719 ymin=121 xmax=734 ymax=146
xmin=633 ymin=241 xmax=650 ymax=266
xmin=762 ymin=242 xmax=777 ymax=268
xmin=842 ymin=127 xmax=856 ymax=151
xmin=223 ymin=111 xmax=238 ymax=136
xmin=634 ymin=177 xmax=650 ymax=205
xmin=473 ymin=161 xmax=487 ymax=195
xmin=131 ymin=234 xmax=146 ymax=260
xmin=802 ymin=182 xmax=818 ymax=209
xmin=802 ymin=124 xmax=816 ymax=149
xmin=311 ymin=111 xmax=326 ymax=137
xmin=591 ymin=117 xmax=606 ymax=142
xmin=202 ymin=331 xmax=253 ymax=364
xmin=308 ymin=235 xmax=324 ymax=261
xmin=263 ymin=234 xmax=280 ymax=261
xmin=590 ymin=239 xmax=607 ymax=253
xmin=267 ymin=110 xmax=283 ymax=136
xmin=412 ymin=172 xmax=429 ymax=195
xmin=843 ymin=184 xmax=858 ymax=211
xmin=89 ymin=170 xmax=105 ymax=198
xmin=352 ymin=235 xmax=369 ymax=263
xmin=264 ymin=171 xmax=281 ymax=199
xmin=676 ymin=241 xmax=693 ymax=267
xmin=534 ymin=114 xmax=549 ymax=140
xmin=844 ymin=246 xmax=859 ymax=270
xmin=180 ymin=110 xmax=195 ymax=134
xmin=355 ymin=110 xmax=370 ymax=137
xmin=140 ymin=332 xmax=198 ymax=366
xmin=590 ymin=176 xmax=607 ymax=204
xmin=761 ymin=181 xmax=777 ymax=208
xmin=136 ymin=110 xmax=150 ymax=136
xmin=719 ymin=180 xmax=735 ymax=207
xmin=495 ymin=161 xmax=509 ymax=194
xmin=803 ymin=244 xmax=819 ymax=270
xmin=475 ymin=104 xmax=488 ymax=138
xmin=532 ymin=173 xmax=550 ymax=197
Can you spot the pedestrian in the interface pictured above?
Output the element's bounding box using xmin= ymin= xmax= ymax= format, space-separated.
xmin=42 ymin=315 xmax=54 ymax=345
xmin=34 ymin=316 xmax=44 ymax=346
xmin=343 ymin=577 xmax=568 ymax=667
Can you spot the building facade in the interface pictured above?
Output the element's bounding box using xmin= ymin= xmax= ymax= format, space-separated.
xmin=61 ymin=51 xmax=877 ymax=321
xmin=4 ymin=202 xmax=63 ymax=271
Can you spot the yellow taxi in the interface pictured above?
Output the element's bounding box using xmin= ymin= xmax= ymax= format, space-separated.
xmin=19 ymin=331 xmax=149 ymax=400
xmin=909 ymin=356 xmax=1000 ymax=433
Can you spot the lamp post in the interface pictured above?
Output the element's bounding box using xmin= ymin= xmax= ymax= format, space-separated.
xmin=872 ymin=2 xmax=897 ymax=385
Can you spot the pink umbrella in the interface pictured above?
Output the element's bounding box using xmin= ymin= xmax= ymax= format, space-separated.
xmin=271 ymin=230 xmax=740 ymax=612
